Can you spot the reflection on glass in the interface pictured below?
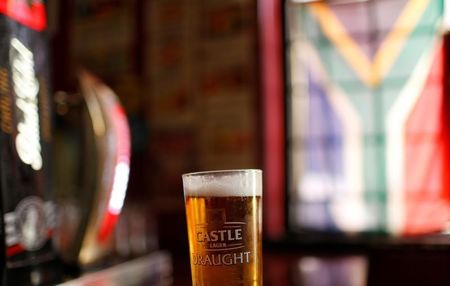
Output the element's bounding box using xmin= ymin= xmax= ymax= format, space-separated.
xmin=297 ymin=256 xmax=367 ymax=286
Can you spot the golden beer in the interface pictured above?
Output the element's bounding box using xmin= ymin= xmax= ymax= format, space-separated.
xmin=182 ymin=170 xmax=262 ymax=286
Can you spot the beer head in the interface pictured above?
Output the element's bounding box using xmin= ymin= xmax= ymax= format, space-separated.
xmin=182 ymin=169 xmax=262 ymax=197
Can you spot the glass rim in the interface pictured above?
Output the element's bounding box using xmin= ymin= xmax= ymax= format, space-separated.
xmin=182 ymin=169 xmax=262 ymax=178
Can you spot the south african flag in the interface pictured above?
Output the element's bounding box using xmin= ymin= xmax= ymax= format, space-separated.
xmin=287 ymin=0 xmax=450 ymax=236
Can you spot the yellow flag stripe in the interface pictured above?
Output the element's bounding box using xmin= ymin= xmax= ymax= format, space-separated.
xmin=309 ymin=3 xmax=374 ymax=86
xmin=309 ymin=0 xmax=431 ymax=87
xmin=373 ymin=0 xmax=431 ymax=82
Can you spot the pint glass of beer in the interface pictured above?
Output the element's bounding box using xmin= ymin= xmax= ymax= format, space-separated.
xmin=182 ymin=169 xmax=262 ymax=286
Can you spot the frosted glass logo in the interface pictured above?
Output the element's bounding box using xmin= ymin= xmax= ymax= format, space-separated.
xmin=196 ymin=222 xmax=245 ymax=251
xmin=10 ymin=38 xmax=42 ymax=170
xmin=192 ymin=210 xmax=252 ymax=266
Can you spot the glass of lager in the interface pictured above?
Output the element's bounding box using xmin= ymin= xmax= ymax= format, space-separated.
xmin=182 ymin=169 xmax=263 ymax=286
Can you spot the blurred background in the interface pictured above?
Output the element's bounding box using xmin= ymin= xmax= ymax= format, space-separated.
xmin=49 ymin=0 xmax=261 ymax=263
xmin=40 ymin=0 xmax=450 ymax=285
xmin=47 ymin=0 xmax=262 ymax=284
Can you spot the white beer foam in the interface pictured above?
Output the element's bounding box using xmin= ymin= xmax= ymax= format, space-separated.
xmin=183 ymin=170 xmax=262 ymax=197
